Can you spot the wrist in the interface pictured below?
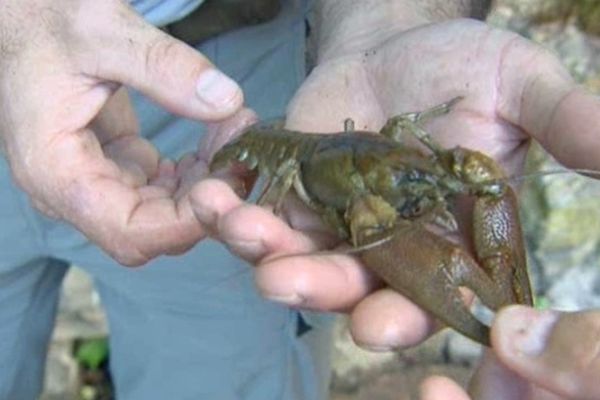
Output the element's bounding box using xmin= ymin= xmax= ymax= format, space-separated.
xmin=315 ymin=0 xmax=492 ymax=62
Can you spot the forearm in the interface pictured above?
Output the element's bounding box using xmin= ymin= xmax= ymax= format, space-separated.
xmin=315 ymin=0 xmax=492 ymax=61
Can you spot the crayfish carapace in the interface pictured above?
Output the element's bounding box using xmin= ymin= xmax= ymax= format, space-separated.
xmin=210 ymin=97 xmax=533 ymax=346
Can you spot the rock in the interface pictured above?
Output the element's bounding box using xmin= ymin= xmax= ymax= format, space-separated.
xmin=43 ymin=267 xmax=108 ymax=399
xmin=490 ymin=0 xmax=600 ymax=315
xmin=53 ymin=267 xmax=108 ymax=341
xmin=489 ymin=0 xmax=600 ymax=36
xmin=330 ymin=317 xmax=398 ymax=393
xmin=445 ymin=332 xmax=483 ymax=366
xmin=547 ymin=263 xmax=600 ymax=310
xmin=40 ymin=340 xmax=79 ymax=400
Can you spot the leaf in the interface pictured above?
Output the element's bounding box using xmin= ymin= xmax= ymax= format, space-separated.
xmin=75 ymin=338 xmax=109 ymax=370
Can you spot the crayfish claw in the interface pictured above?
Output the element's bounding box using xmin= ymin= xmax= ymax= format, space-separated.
xmin=473 ymin=187 xmax=534 ymax=307
xmin=358 ymin=221 xmax=501 ymax=346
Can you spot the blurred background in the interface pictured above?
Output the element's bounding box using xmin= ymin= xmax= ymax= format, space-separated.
xmin=41 ymin=1 xmax=600 ymax=399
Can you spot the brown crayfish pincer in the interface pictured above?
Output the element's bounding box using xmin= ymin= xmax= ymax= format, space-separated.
xmin=210 ymin=97 xmax=533 ymax=346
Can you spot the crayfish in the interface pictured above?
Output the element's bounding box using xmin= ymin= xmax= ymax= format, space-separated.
xmin=210 ymin=97 xmax=533 ymax=346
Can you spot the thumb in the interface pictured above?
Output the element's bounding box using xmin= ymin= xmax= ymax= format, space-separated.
xmin=492 ymin=305 xmax=600 ymax=399
xmin=79 ymin=1 xmax=243 ymax=121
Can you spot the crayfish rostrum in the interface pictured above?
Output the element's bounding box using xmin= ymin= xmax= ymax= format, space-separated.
xmin=210 ymin=97 xmax=533 ymax=346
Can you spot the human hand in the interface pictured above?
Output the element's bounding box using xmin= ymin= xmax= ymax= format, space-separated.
xmin=0 ymin=0 xmax=248 ymax=265
xmin=192 ymin=2 xmax=600 ymax=349
xmin=420 ymin=306 xmax=600 ymax=400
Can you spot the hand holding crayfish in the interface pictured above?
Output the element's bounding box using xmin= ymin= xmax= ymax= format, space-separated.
xmin=421 ymin=307 xmax=600 ymax=399
xmin=192 ymin=18 xmax=600 ymax=355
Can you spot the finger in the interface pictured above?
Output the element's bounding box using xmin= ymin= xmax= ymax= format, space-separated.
xmin=86 ymin=89 xmax=192 ymax=255
xmin=197 ymin=107 xmax=258 ymax=163
xmin=91 ymin=87 xmax=139 ymax=144
xmin=173 ymin=153 xmax=210 ymax=199
xmin=91 ymin=87 xmax=160 ymax=184
xmin=497 ymin=38 xmax=600 ymax=171
xmin=538 ymin=87 xmax=600 ymax=171
xmin=493 ymin=305 xmax=600 ymax=399
xmin=420 ymin=376 xmax=470 ymax=400
xmin=219 ymin=205 xmax=321 ymax=262
xmin=191 ymin=108 xmax=260 ymax=204
xmin=29 ymin=126 xmax=204 ymax=265
xmin=102 ymin=136 xmax=160 ymax=186
xmin=467 ymin=351 xmax=532 ymax=400
xmin=191 ymin=179 xmax=379 ymax=310
xmin=149 ymin=159 xmax=178 ymax=193
xmin=191 ymin=178 xmax=320 ymax=257
xmin=469 ymin=351 xmax=563 ymax=400
xmin=82 ymin=1 xmax=243 ymax=121
xmin=193 ymin=175 xmax=378 ymax=311
xmin=190 ymin=178 xmax=247 ymax=237
xmin=255 ymin=252 xmax=377 ymax=311
xmin=280 ymin=193 xmax=339 ymax=245
xmin=349 ymin=288 xmax=435 ymax=351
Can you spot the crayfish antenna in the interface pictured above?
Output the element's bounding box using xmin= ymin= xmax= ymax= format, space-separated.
xmin=468 ymin=168 xmax=600 ymax=201
xmin=497 ymin=167 xmax=600 ymax=185
xmin=339 ymin=235 xmax=394 ymax=254
xmin=266 ymin=235 xmax=394 ymax=263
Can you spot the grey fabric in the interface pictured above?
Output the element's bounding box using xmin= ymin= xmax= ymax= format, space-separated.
xmin=129 ymin=0 xmax=205 ymax=25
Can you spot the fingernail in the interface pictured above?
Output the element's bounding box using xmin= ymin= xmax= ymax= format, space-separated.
xmin=355 ymin=328 xmax=414 ymax=353
xmin=263 ymin=292 xmax=305 ymax=306
xmin=501 ymin=306 xmax=559 ymax=357
xmin=357 ymin=343 xmax=395 ymax=352
xmin=196 ymin=69 xmax=241 ymax=111
xmin=227 ymin=239 xmax=266 ymax=258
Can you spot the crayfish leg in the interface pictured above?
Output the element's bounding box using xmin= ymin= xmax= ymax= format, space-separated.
xmin=345 ymin=194 xmax=398 ymax=247
xmin=257 ymin=158 xmax=299 ymax=214
xmin=380 ymin=96 xmax=464 ymax=153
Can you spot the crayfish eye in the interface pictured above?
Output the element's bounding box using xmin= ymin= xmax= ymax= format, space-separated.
xmin=237 ymin=148 xmax=249 ymax=162
xmin=406 ymin=170 xmax=421 ymax=182
xmin=482 ymin=182 xmax=505 ymax=197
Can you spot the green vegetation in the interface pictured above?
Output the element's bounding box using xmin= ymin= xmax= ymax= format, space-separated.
xmin=75 ymin=338 xmax=109 ymax=371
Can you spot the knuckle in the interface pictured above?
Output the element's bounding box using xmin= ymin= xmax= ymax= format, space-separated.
xmin=115 ymin=255 xmax=146 ymax=267
xmin=110 ymin=243 xmax=149 ymax=267
xmin=141 ymin=33 xmax=209 ymax=86
xmin=143 ymin=37 xmax=185 ymax=77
